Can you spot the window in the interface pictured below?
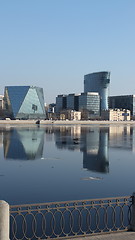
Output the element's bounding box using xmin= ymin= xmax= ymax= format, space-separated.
xmin=32 ymin=104 xmax=38 ymax=112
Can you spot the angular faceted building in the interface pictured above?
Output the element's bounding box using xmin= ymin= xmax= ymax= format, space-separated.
xmin=84 ymin=72 xmax=110 ymax=110
xmin=4 ymin=86 xmax=46 ymax=119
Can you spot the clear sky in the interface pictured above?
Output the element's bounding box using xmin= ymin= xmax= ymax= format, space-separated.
xmin=0 ymin=0 xmax=135 ymax=104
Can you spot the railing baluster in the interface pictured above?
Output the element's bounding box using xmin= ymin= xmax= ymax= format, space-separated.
xmin=9 ymin=196 xmax=132 ymax=239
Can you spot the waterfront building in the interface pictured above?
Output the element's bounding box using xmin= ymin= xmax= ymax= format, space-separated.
xmin=59 ymin=110 xmax=81 ymax=121
xmin=70 ymin=110 xmax=81 ymax=120
xmin=109 ymin=95 xmax=135 ymax=118
xmin=48 ymin=103 xmax=56 ymax=113
xmin=0 ymin=95 xmax=4 ymax=119
xmin=101 ymin=109 xmax=131 ymax=121
xmin=67 ymin=93 xmax=80 ymax=111
xmin=0 ymin=95 xmax=4 ymax=109
xmin=4 ymin=86 xmax=46 ymax=119
xmin=56 ymin=92 xmax=100 ymax=120
xmin=56 ymin=94 xmax=67 ymax=113
xmin=47 ymin=103 xmax=56 ymax=120
xmin=84 ymin=71 xmax=110 ymax=110
xmin=79 ymin=92 xmax=100 ymax=119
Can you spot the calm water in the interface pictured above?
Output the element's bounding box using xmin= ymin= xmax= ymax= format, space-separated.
xmin=0 ymin=124 xmax=135 ymax=205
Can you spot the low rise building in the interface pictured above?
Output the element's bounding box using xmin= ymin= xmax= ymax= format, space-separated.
xmin=47 ymin=103 xmax=56 ymax=120
xmin=0 ymin=95 xmax=6 ymax=119
xmin=109 ymin=95 xmax=135 ymax=118
xmin=0 ymin=95 xmax=4 ymax=109
xmin=60 ymin=110 xmax=81 ymax=121
xmin=101 ymin=109 xmax=130 ymax=121
xmin=70 ymin=110 xmax=81 ymax=120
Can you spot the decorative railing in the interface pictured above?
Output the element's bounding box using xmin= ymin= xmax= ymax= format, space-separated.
xmin=10 ymin=196 xmax=132 ymax=240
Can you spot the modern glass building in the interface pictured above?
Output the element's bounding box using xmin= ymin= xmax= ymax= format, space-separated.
xmin=56 ymin=92 xmax=100 ymax=119
xmin=67 ymin=93 xmax=80 ymax=111
xmin=109 ymin=95 xmax=135 ymax=117
xmin=79 ymin=92 xmax=100 ymax=117
xmin=84 ymin=71 xmax=110 ymax=110
xmin=56 ymin=94 xmax=67 ymax=113
xmin=4 ymin=86 xmax=46 ymax=119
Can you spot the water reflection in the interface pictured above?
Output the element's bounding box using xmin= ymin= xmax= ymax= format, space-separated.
xmin=0 ymin=128 xmax=4 ymax=148
xmin=109 ymin=126 xmax=134 ymax=150
xmin=83 ymin=128 xmax=109 ymax=173
xmin=1 ymin=125 xmax=135 ymax=168
xmin=1 ymin=125 xmax=135 ymax=203
xmin=3 ymin=128 xmax=44 ymax=160
xmin=54 ymin=126 xmax=109 ymax=173
xmin=54 ymin=126 xmax=82 ymax=151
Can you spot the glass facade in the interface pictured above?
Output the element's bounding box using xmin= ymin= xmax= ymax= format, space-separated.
xmin=56 ymin=92 xmax=100 ymax=118
xmin=79 ymin=92 xmax=100 ymax=116
xmin=109 ymin=95 xmax=135 ymax=117
xmin=67 ymin=94 xmax=79 ymax=111
xmin=56 ymin=95 xmax=67 ymax=113
xmin=84 ymin=71 xmax=110 ymax=110
xmin=4 ymin=86 xmax=46 ymax=119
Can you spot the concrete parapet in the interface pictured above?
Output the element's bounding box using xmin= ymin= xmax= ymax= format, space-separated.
xmin=0 ymin=200 xmax=9 ymax=240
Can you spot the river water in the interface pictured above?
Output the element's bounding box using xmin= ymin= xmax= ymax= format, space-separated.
xmin=0 ymin=124 xmax=135 ymax=205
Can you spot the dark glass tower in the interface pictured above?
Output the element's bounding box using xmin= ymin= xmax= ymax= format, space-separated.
xmin=84 ymin=72 xmax=110 ymax=110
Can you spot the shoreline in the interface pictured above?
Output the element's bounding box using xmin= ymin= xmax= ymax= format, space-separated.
xmin=0 ymin=119 xmax=135 ymax=126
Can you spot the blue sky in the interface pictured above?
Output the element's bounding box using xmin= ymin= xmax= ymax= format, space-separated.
xmin=0 ymin=0 xmax=135 ymax=104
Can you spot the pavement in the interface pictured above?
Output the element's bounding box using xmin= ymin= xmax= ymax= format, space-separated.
xmin=0 ymin=119 xmax=135 ymax=126
xmin=66 ymin=231 xmax=135 ymax=240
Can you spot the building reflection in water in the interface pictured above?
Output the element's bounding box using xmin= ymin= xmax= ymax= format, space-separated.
xmin=83 ymin=128 xmax=109 ymax=173
xmin=0 ymin=128 xmax=4 ymax=148
xmin=3 ymin=128 xmax=44 ymax=160
xmin=54 ymin=126 xmax=82 ymax=151
xmin=54 ymin=126 xmax=109 ymax=173
xmin=109 ymin=125 xmax=134 ymax=151
xmin=2 ymin=124 xmax=135 ymax=169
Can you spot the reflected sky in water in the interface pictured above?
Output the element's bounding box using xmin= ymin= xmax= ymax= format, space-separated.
xmin=0 ymin=125 xmax=135 ymax=205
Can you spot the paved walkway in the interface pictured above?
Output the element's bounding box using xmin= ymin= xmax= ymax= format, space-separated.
xmin=66 ymin=231 xmax=135 ymax=240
